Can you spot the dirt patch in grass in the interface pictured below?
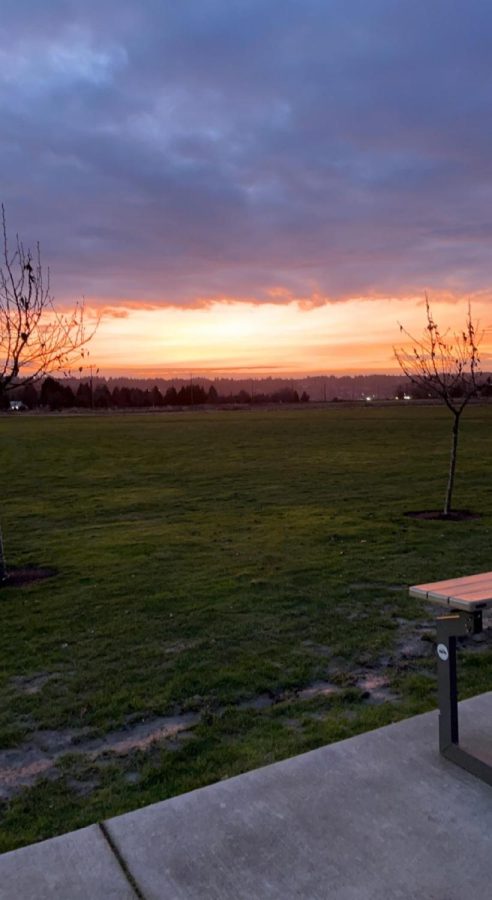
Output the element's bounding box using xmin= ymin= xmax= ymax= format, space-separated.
xmin=1 ymin=613 xmax=450 ymax=802
xmin=356 ymin=674 xmax=399 ymax=704
xmin=10 ymin=673 xmax=56 ymax=695
xmin=238 ymin=694 xmax=275 ymax=711
xmin=1 ymin=665 xmax=407 ymax=801
xmin=297 ymin=681 xmax=340 ymax=700
xmin=395 ymin=633 xmax=434 ymax=660
xmin=1 ymin=566 xmax=58 ymax=588
xmin=163 ymin=639 xmax=201 ymax=655
xmin=392 ymin=620 xmax=435 ymax=663
xmin=87 ymin=713 xmax=200 ymax=757
xmin=0 ymin=713 xmax=200 ymax=800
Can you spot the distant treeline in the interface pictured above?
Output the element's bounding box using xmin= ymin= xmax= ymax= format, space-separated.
xmin=6 ymin=374 xmax=492 ymax=411
xmin=7 ymin=377 xmax=310 ymax=411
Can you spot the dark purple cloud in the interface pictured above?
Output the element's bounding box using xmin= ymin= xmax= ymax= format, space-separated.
xmin=2 ymin=0 xmax=492 ymax=305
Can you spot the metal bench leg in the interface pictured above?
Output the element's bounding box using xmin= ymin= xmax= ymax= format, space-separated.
xmin=436 ymin=609 xmax=492 ymax=787
xmin=436 ymin=614 xmax=461 ymax=751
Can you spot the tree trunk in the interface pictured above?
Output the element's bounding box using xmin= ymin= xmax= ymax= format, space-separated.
xmin=444 ymin=412 xmax=460 ymax=515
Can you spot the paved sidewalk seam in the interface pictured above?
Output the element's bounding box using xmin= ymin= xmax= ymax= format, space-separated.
xmin=99 ymin=821 xmax=146 ymax=900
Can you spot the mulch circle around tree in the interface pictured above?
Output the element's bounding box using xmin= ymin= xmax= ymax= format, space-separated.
xmin=404 ymin=510 xmax=481 ymax=521
xmin=1 ymin=566 xmax=58 ymax=587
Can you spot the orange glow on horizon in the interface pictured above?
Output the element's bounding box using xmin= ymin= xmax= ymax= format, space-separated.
xmin=81 ymin=296 xmax=492 ymax=378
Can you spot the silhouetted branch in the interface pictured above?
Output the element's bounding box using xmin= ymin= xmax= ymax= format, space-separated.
xmin=394 ymin=297 xmax=483 ymax=514
xmin=0 ymin=204 xmax=97 ymax=400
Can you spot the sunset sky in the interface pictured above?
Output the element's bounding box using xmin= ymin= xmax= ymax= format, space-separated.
xmin=2 ymin=1 xmax=492 ymax=375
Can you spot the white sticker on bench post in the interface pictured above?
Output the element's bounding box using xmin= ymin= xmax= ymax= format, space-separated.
xmin=437 ymin=643 xmax=449 ymax=661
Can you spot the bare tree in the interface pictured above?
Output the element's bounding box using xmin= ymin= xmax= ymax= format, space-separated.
xmin=0 ymin=205 xmax=96 ymax=404
xmin=0 ymin=205 xmax=97 ymax=579
xmin=395 ymin=298 xmax=481 ymax=517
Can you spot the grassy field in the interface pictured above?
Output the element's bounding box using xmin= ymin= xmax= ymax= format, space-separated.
xmin=1 ymin=403 xmax=492 ymax=851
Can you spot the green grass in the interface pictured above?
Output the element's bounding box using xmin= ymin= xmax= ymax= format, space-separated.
xmin=1 ymin=403 xmax=492 ymax=850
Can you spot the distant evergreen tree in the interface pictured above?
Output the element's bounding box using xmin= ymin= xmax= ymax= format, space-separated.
xmin=41 ymin=377 xmax=75 ymax=410
xmin=94 ymin=384 xmax=111 ymax=408
xmin=119 ymin=386 xmax=132 ymax=407
xmin=481 ymin=377 xmax=492 ymax=397
xmin=195 ymin=384 xmax=207 ymax=404
xmin=163 ymin=386 xmax=178 ymax=405
xmin=19 ymin=383 xmax=39 ymax=408
xmin=271 ymin=387 xmax=299 ymax=403
xmin=40 ymin=376 xmax=58 ymax=407
xmin=130 ymin=388 xmax=145 ymax=407
xmin=76 ymin=382 xmax=92 ymax=408
xmin=178 ymin=384 xmax=207 ymax=405
xmin=62 ymin=385 xmax=75 ymax=408
xmin=151 ymin=386 xmax=163 ymax=407
xmin=410 ymin=384 xmax=432 ymax=400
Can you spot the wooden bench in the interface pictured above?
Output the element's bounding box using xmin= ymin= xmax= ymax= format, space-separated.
xmin=410 ymin=572 xmax=492 ymax=786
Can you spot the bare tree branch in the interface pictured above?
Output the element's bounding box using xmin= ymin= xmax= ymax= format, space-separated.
xmin=394 ymin=298 xmax=483 ymax=515
xmin=0 ymin=204 xmax=98 ymax=401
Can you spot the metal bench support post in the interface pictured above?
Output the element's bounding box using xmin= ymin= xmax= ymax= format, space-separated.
xmin=436 ymin=613 xmax=460 ymax=751
xmin=436 ymin=609 xmax=492 ymax=787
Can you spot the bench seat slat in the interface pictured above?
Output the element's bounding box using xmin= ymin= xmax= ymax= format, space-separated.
xmin=413 ymin=572 xmax=492 ymax=594
xmin=410 ymin=572 xmax=492 ymax=610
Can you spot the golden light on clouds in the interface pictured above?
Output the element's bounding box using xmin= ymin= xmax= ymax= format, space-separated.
xmin=87 ymin=296 xmax=492 ymax=377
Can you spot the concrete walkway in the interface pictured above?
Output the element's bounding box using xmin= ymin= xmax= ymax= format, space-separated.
xmin=2 ymin=692 xmax=492 ymax=899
